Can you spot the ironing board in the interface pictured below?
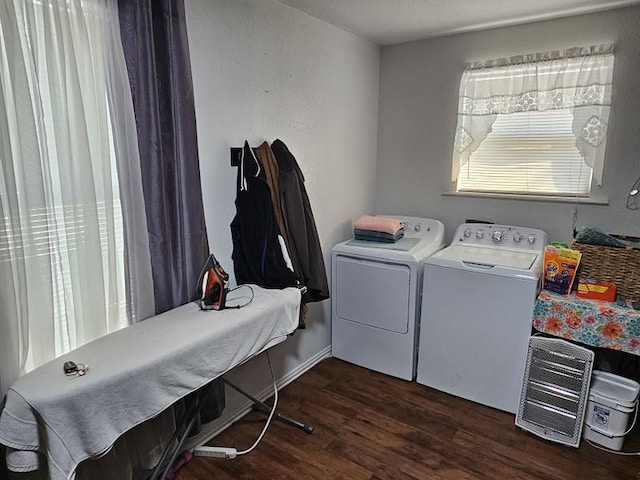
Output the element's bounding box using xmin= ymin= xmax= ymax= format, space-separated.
xmin=0 ymin=285 xmax=301 ymax=480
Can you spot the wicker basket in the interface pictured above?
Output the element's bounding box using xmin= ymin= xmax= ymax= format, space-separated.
xmin=570 ymin=240 xmax=640 ymax=300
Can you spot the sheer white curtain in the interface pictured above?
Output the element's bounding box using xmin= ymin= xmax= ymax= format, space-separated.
xmin=0 ymin=0 xmax=154 ymax=396
xmin=451 ymin=45 xmax=614 ymax=185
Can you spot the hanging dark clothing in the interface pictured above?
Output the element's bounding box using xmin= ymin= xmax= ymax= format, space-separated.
xmin=231 ymin=141 xmax=297 ymax=290
xmin=271 ymin=139 xmax=329 ymax=304
xmin=255 ymin=142 xmax=290 ymax=247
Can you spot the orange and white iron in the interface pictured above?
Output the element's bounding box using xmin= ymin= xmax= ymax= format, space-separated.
xmin=198 ymin=254 xmax=230 ymax=311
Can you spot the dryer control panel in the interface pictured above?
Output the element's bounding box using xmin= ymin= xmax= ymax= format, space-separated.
xmin=454 ymin=223 xmax=548 ymax=253
xmin=390 ymin=215 xmax=444 ymax=239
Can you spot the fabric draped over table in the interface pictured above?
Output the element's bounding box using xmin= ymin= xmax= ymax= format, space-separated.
xmin=533 ymin=291 xmax=640 ymax=355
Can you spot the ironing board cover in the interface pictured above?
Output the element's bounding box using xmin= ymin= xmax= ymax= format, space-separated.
xmin=533 ymin=291 xmax=640 ymax=355
xmin=0 ymin=286 xmax=300 ymax=480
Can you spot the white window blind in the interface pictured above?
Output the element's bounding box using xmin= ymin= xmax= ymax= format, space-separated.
xmin=457 ymin=109 xmax=593 ymax=196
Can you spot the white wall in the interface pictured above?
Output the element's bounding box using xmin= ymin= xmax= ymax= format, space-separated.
xmin=184 ymin=0 xmax=379 ymax=433
xmin=375 ymin=6 xmax=640 ymax=243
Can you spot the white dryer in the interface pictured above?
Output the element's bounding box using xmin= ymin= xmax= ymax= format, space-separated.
xmin=331 ymin=216 xmax=445 ymax=381
xmin=416 ymin=223 xmax=548 ymax=414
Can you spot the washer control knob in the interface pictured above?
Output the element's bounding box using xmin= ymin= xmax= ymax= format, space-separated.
xmin=414 ymin=223 xmax=422 ymax=232
xmin=491 ymin=231 xmax=503 ymax=243
xmin=475 ymin=230 xmax=484 ymax=239
xmin=513 ymin=233 xmax=523 ymax=243
xmin=527 ymin=234 xmax=536 ymax=244
xmin=463 ymin=228 xmax=472 ymax=238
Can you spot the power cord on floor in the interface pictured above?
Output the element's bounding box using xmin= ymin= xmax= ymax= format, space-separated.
xmin=586 ymin=439 xmax=640 ymax=456
xmin=195 ymin=351 xmax=278 ymax=459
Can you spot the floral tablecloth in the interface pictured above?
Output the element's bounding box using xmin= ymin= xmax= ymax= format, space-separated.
xmin=533 ymin=291 xmax=640 ymax=355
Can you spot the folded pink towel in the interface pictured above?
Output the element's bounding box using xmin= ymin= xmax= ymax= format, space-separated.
xmin=353 ymin=215 xmax=404 ymax=235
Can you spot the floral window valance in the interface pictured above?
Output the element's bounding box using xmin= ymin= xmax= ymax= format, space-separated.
xmin=451 ymin=44 xmax=615 ymax=186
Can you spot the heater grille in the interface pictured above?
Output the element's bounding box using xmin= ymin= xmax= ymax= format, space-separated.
xmin=515 ymin=336 xmax=594 ymax=447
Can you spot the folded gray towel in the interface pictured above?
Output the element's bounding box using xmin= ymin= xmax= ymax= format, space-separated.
xmin=354 ymin=228 xmax=404 ymax=243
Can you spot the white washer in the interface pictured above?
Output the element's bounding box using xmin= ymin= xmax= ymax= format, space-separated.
xmin=331 ymin=216 xmax=445 ymax=381
xmin=416 ymin=223 xmax=548 ymax=414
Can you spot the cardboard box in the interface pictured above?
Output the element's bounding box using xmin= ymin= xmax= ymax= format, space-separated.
xmin=577 ymin=279 xmax=617 ymax=302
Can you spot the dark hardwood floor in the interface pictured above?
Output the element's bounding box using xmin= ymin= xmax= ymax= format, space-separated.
xmin=177 ymin=358 xmax=640 ymax=479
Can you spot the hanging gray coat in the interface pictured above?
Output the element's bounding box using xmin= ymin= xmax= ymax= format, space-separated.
xmin=271 ymin=139 xmax=329 ymax=304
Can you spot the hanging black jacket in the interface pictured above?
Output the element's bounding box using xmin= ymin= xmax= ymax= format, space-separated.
xmin=231 ymin=141 xmax=297 ymax=289
xmin=271 ymin=139 xmax=329 ymax=303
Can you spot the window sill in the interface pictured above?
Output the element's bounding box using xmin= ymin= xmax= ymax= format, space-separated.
xmin=442 ymin=191 xmax=609 ymax=206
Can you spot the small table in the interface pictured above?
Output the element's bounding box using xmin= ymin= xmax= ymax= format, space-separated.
xmin=533 ymin=290 xmax=640 ymax=355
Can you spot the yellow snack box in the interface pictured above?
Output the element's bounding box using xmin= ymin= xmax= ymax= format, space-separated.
xmin=543 ymin=245 xmax=582 ymax=295
xmin=576 ymin=279 xmax=617 ymax=302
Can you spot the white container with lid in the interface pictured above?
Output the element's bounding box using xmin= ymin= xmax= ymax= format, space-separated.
xmin=583 ymin=370 xmax=640 ymax=451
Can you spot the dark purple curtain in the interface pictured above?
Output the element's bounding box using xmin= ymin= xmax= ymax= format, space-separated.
xmin=118 ymin=0 xmax=209 ymax=315
xmin=117 ymin=0 xmax=224 ymax=438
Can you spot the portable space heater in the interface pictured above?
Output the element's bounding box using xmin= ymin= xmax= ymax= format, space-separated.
xmin=515 ymin=336 xmax=594 ymax=447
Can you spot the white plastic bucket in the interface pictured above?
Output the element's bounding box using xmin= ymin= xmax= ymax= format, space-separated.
xmin=583 ymin=370 xmax=640 ymax=450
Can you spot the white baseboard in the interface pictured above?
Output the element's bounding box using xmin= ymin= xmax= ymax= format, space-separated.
xmin=186 ymin=345 xmax=331 ymax=450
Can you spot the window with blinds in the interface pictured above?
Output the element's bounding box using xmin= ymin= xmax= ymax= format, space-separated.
xmin=452 ymin=46 xmax=613 ymax=196
xmin=457 ymin=109 xmax=592 ymax=196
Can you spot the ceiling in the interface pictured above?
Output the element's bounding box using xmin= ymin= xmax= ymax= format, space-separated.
xmin=274 ymin=0 xmax=640 ymax=45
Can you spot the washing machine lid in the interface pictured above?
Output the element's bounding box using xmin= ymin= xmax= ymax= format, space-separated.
xmin=432 ymin=244 xmax=538 ymax=270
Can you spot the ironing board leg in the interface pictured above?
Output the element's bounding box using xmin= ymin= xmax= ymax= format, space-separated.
xmin=147 ymin=382 xmax=214 ymax=480
xmin=223 ymin=379 xmax=314 ymax=434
